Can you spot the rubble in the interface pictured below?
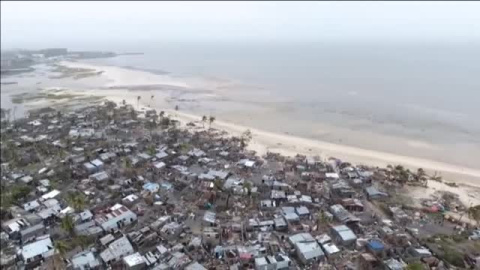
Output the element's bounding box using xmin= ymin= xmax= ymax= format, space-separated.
xmin=1 ymin=102 xmax=479 ymax=270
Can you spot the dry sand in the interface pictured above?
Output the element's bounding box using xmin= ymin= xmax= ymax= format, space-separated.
xmin=55 ymin=61 xmax=480 ymax=206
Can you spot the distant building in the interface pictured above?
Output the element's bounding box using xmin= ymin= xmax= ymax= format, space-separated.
xmin=95 ymin=204 xmax=137 ymax=232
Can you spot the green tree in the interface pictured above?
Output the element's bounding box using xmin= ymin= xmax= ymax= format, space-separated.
xmin=201 ymin=115 xmax=207 ymax=128
xmin=244 ymin=182 xmax=252 ymax=196
xmin=406 ymin=262 xmax=424 ymax=270
xmin=137 ymin=96 xmax=141 ymax=109
xmin=209 ymin=116 xmax=216 ymax=129
xmin=67 ymin=192 xmax=86 ymax=212
xmin=240 ymin=129 xmax=252 ymax=149
xmin=52 ymin=240 xmax=69 ymax=270
xmin=61 ymin=214 xmax=76 ymax=237
xmin=468 ymin=205 xmax=480 ymax=226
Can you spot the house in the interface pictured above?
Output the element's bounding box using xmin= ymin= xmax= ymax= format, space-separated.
xmin=185 ymin=261 xmax=207 ymax=270
xmin=79 ymin=210 xmax=94 ymax=222
xmin=89 ymin=171 xmax=109 ymax=182
xmin=41 ymin=189 xmax=60 ymax=200
xmin=329 ymin=204 xmax=360 ymax=224
xmin=274 ymin=217 xmax=288 ymax=231
xmin=20 ymin=175 xmax=33 ymax=184
xmin=331 ymin=225 xmax=357 ymax=247
xmin=330 ymin=180 xmax=355 ymax=198
xmin=389 ymin=206 xmax=409 ymax=225
xmin=260 ymin=200 xmax=276 ymax=210
xmin=100 ymin=236 xmax=134 ymax=264
xmin=2 ymin=218 xmax=30 ymax=236
xmin=384 ymin=258 xmax=407 ymax=270
xmin=203 ymin=211 xmax=216 ymax=226
xmin=24 ymin=200 xmax=41 ymax=212
xmin=155 ymin=151 xmax=168 ymax=160
xmin=95 ymin=204 xmax=137 ymax=232
xmin=20 ymin=223 xmax=46 ymax=243
xmin=321 ymin=242 xmax=340 ymax=258
xmin=143 ymin=182 xmax=160 ymax=193
xmin=365 ymin=186 xmax=388 ymax=200
xmin=99 ymin=152 xmax=117 ymax=162
xmin=70 ymin=250 xmax=101 ymax=270
xmin=295 ymin=241 xmax=325 ymax=264
xmin=358 ymin=253 xmax=381 ymax=270
xmin=341 ymin=198 xmax=364 ymax=212
xmin=123 ymin=194 xmax=140 ymax=206
xmin=409 ymin=247 xmax=432 ymax=258
xmin=289 ymin=233 xmax=324 ymax=264
xmin=295 ymin=206 xmax=310 ymax=217
xmin=366 ymin=240 xmax=386 ymax=258
xmin=153 ymin=161 xmax=166 ymax=170
xmin=90 ymin=159 xmax=104 ymax=171
xmin=255 ymin=257 xmax=275 ymax=270
xmin=282 ymin=207 xmax=300 ymax=222
xmin=83 ymin=162 xmax=97 ymax=174
xmin=20 ymin=235 xmax=55 ymax=267
xmin=123 ymin=252 xmax=146 ymax=270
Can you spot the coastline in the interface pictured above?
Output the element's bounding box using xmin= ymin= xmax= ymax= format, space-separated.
xmin=55 ymin=61 xmax=480 ymax=185
xmin=101 ymin=93 xmax=480 ymax=206
xmin=3 ymin=60 xmax=480 ymax=206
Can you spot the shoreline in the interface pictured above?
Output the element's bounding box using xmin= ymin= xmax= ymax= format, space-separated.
xmin=30 ymin=61 xmax=480 ymax=189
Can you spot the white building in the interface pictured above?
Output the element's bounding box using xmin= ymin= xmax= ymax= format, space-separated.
xmin=100 ymin=236 xmax=134 ymax=264
xmin=20 ymin=235 xmax=55 ymax=264
xmin=95 ymin=204 xmax=137 ymax=232
xmin=123 ymin=252 xmax=146 ymax=270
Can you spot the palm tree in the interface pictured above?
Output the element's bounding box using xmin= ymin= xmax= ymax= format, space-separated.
xmin=67 ymin=192 xmax=86 ymax=212
xmin=244 ymin=182 xmax=252 ymax=196
xmin=416 ymin=168 xmax=428 ymax=187
xmin=122 ymin=99 xmax=126 ymax=106
xmin=240 ymin=129 xmax=252 ymax=149
xmin=150 ymin=95 xmax=155 ymax=107
xmin=61 ymin=214 xmax=76 ymax=237
xmin=74 ymin=235 xmax=92 ymax=250
xmin=214 ymin=178 xmax=232 ymax=209
xmin=159 ymin=111 xmax=165 ymax=118
xmin=52 ymin=240 xmax=69 ymax=270
xmin=137 ymin=96 xmax=141 ymax=109
xmin=468 ymin=205 xmax=480 ymax=226
xmin=124 ymin=157 xmax=132 ymax=169
xmin=201 ymin=115 xmax=207 ymax=128
xmin=406 ymin=262 xmax=424 ymax=270
xmin=209 ymin=116 xmax=216 ymax=129
xmin=316 ymin=211 xmax=329 ymax=230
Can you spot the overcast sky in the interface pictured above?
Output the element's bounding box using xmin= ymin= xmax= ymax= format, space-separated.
xmin=2 ymin=1 xmax=480 ymax=49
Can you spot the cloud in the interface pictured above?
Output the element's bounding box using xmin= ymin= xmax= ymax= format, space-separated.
xmin=2 ymin=1 xmax=480 ymax=49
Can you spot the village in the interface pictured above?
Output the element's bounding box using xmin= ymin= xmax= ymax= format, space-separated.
xmin=1 ymin=101 xmax=479 ymax=270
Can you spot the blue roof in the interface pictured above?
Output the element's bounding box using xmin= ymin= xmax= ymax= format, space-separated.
xmin=143 ymin=182 xmax=159 ymax=192
xmin=367 ymin=240 xmax=385 ymax=251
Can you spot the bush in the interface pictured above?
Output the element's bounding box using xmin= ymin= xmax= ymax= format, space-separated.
xmin=442 ymin=246 xmax=465 ymax=268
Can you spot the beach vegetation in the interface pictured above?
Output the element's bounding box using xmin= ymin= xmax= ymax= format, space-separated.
xmin=209 ymin=116 xmax=215 ymax=129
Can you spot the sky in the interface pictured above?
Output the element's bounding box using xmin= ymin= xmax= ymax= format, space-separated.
xmin=2 ymin=1 xmax=480 ymax=49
